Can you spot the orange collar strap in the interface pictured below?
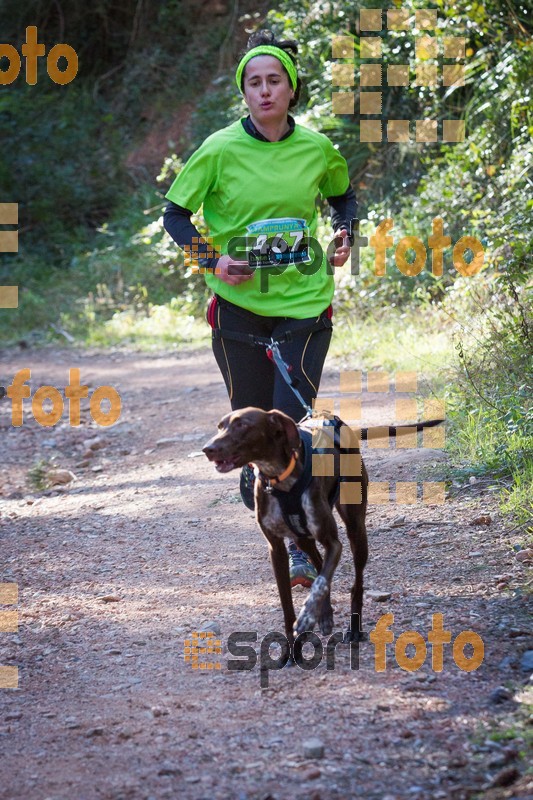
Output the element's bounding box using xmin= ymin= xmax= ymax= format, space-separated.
xmin=253 ymin=449 xmax=299 ymax=492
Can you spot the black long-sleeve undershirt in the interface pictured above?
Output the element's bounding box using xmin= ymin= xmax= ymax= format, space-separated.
xmin=163 ymin=117 xmax=358 ymax=270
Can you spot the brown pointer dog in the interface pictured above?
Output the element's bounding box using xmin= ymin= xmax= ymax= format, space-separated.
xmin=203 ymin=407 xmax=443 ymax=647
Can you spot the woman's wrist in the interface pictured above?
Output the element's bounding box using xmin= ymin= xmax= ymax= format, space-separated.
xmin=197 ymin=255 xmax=219 ymax=272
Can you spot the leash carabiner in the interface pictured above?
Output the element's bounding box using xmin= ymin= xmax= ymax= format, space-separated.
xmin=267 ymin=338 xmax=314 ymax=419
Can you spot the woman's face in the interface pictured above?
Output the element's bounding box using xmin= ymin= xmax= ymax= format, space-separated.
xmin=242 ymin=55 xmax=295 ymax=125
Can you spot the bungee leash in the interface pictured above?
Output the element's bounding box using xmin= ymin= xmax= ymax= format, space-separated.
xmin=265 ymin=338 xmax=313 ymax=418
xmin=212 ymin=316 xmax=332 ymax=419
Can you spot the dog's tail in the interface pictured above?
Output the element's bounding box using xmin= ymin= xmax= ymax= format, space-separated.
xmin=359 ymin=418 xmax=444 ymax=441
xmin=307 ymin=414 xmax=444 ymax=451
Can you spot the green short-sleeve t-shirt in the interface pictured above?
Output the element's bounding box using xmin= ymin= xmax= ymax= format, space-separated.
xmin=165 ymin=119 xmax=350 ymax=318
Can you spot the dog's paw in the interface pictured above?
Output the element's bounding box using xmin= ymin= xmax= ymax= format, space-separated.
xmin=294 ymin=576 xmax=329 ymax=636
xmin=344 ymin=628 xmax=368 ymax=643
xmin=295 ymin=605 xmax=317 ymax=636
xmin=318 ymin=605 xmax=334 ymax=636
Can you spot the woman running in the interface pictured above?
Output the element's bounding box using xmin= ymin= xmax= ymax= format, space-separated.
xmin=163 ymin=28 xmax=357 ymax=587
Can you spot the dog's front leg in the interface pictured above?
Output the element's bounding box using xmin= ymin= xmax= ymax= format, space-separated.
xmin=293 ymin=537 xmax=333 ymax=636
xmin=295 ymin=533 xmax=341 ymax=636
xmin=267 ymin=537 xmax=296 ymax=648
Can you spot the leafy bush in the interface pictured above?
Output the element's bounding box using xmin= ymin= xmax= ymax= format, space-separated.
xmin=442 ymin=263 xmax=532 ymax=528
xmin=0 ymin=84 xmax=124 ymax=255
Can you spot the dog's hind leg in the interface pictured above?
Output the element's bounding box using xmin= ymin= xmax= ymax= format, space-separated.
xmin=337 ymin=488 xmax=368 ymax=642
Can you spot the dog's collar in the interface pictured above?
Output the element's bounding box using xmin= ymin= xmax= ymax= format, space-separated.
xmin=252 ymin=450 xmax=299 ymax=494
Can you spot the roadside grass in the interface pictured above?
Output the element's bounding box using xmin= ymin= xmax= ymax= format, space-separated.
xmin=331 ymin=305 xmax=453 ymax=380
xmin=444 ymin=409 xmax=533 ymax=535
xmin=501 ymin=462 xmax=533 ymax=538
xmin=445 ymin=407 xmax=533 ymax=536
xmin=81 ymin=301 xmax=210 ymax=350
xmin=471 ymin=694 xmax=533 ymax=800
xmin=332 ymin=302 xmax=532 ymax=536
xmin=27 ymin=460 xmax=50 ymax=492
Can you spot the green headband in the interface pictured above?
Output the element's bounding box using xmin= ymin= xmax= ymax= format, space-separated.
xmin=236 ymin=45 xmax=298 ymax=92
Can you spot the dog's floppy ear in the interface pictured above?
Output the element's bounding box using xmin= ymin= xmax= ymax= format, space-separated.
xmin=268 ymin=410 xmax=301 ymax=451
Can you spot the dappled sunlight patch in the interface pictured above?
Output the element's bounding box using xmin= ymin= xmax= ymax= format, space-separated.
xmin=86 ymin=302 xmax=209 ymax=349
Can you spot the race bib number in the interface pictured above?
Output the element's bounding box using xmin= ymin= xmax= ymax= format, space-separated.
xmin=245 ymin=217 xmax=311 ymax=267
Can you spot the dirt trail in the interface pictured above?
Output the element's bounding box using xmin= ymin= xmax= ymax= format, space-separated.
xmin=0 ymin=346 xmax=531 ymax=800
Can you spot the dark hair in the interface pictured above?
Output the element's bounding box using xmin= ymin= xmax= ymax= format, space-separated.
xmin=238 ymin=29 xmax=301 ymax=108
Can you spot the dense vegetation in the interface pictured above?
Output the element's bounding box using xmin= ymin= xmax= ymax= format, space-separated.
xmin=1 ymin=0 xmax=531 ymax=529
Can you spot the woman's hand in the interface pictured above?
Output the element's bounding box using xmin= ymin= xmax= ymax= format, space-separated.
xmin=215 ymin=255 xmax=255 ymax=285
xmin=329 ymin=228 xmax=351 ymax=268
